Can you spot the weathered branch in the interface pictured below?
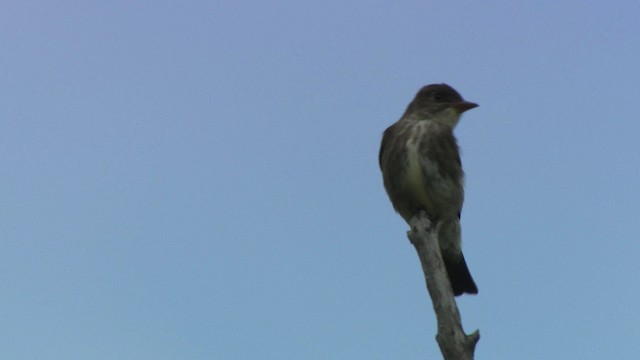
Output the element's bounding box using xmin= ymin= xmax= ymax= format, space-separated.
xmin=407 ymin=211 xmax=479 ymax=360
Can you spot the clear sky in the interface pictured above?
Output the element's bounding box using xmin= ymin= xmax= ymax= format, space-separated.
xmin=2 ymin=1 xmax=639 ymax=359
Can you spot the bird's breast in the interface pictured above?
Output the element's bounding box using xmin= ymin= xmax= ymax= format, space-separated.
xmin=399 ymin=122 xmax=463 ymax=220
xmin=405 ymin=126 xmax=434 ymax=212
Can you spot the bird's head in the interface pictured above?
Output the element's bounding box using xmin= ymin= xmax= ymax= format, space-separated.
xmin=403 ymin=84 xmax=478 ymax=127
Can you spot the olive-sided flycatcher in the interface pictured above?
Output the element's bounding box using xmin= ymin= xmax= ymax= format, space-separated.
xmin=379 ymin=84 xmax=478 ymax=296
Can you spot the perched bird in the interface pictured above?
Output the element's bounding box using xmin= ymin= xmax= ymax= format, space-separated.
xmin=379 ymin=84 xmax=478 ymax=296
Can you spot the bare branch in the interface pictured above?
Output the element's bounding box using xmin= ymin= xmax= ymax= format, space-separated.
xmin=407 ymin=211 xmax=479 ymax=360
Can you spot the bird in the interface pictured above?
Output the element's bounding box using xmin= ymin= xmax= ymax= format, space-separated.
xmin=379 ymin=84 xmax=478 ymax=296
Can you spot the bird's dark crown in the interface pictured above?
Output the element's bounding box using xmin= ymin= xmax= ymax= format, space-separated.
xmin=403 ymin=84 xmax=465 ymax=117
xmin=416 ymin=84 xmax=463 ymax=103
xmin=409 ymin=84 xmax=462 ymax=108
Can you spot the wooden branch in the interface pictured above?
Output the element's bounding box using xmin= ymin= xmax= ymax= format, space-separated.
xmin=407 ymin=211 xmax=479 ymax=360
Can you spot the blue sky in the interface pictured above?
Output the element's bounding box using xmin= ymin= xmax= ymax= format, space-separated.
xmin=2 ymin=1 xmax=640 ymax=359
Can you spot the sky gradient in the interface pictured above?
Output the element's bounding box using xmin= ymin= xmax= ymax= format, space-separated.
xmin=2 ymin=1 xmax=640 ymax=359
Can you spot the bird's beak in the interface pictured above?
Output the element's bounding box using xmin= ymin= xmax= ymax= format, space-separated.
xmin=452 ymin=101 xmax=478 ymax=113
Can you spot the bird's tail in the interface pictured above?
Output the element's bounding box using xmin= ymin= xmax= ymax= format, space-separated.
xmin=444 ymin=253 xmax=478 ymax=296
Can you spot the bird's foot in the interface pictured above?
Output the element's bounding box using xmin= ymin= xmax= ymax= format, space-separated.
xmin=407 ymin=211 xmax=437 ymax=245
